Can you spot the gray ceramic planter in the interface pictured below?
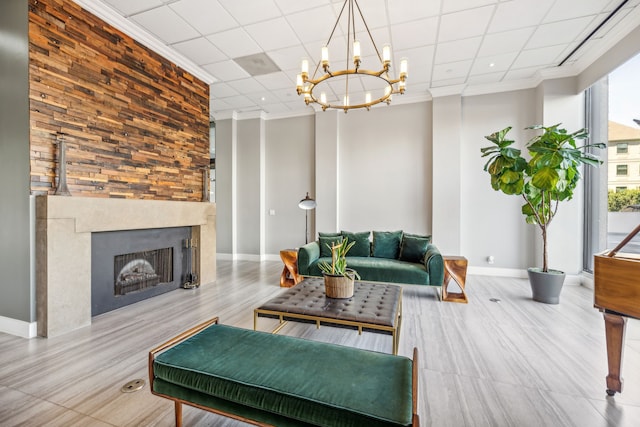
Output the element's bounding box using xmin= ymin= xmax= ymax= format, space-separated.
xmin=527 ymin=268 xmax=566 ymax=304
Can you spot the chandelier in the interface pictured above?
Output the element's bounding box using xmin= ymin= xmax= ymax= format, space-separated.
xmin=296 ymin=0 xmax=407 ymax=113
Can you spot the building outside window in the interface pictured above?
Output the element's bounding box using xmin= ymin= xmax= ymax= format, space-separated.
xmin=617 ymin=164 xmax=628 ymax=175
xmin=617 ymin=142 xmax=628 ymax=153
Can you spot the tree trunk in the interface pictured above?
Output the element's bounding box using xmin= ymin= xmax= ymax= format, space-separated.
xmin=542 ymin=226 xmax=548 ymax=272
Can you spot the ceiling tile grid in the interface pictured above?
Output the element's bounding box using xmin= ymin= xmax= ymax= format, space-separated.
xmin=79 ymin=0 xmax=640 ymax=119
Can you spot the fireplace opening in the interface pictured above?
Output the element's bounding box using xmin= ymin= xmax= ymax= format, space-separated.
xmin=114 ymin=248 xmax=173 ymax=295
xmin=92 ymin=226 xmax=192 ymax=316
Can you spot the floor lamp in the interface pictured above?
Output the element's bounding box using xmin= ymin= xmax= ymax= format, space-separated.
xmin=298 ymin=192 xmax=317 ymax=244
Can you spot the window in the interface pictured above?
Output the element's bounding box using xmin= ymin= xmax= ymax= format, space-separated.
xmin=616 ymin=186 xmax=628 ymax=192
xmin=617 ymin=164 xmax=628 ymax=175
xmin=617 ymin=143 xmax=628 ymax=154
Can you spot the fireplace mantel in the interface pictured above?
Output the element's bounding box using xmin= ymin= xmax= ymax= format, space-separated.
xmin=36 ymin=196 xmax=216 ymax=337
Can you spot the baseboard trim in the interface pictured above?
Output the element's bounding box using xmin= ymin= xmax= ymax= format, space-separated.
xmin=468 ymin=266 xmax=584 ymax=285
xmin=0 ymin=316 xmax=37 ymax=339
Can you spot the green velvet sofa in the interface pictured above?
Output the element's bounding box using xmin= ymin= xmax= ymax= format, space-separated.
xmin=298 ymin=230 xmax=444 ymax=289
xmin=149 ymin=317 xmax=419 ymax=427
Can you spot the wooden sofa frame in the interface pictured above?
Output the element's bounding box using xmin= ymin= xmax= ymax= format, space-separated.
xmin=149 ymin=317 xmax=419 ymax=427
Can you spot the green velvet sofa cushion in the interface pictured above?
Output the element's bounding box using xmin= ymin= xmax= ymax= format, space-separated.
xmin=399 ymin=234 xmax=430 ymax=263
xmin=153 ymin=324 xmax=413 ymax=427
xmin=318 ymin=232 xmax=341 ymax=237
xmin=372 ymin=231 xmax=403 ymax=259
xmin=306 ymin=256 xmax=432 ymax=286
xmin=341 ymin=230 xmax=371 ymax=257
xmin=319 ymin=235 xmax=343 ymax=258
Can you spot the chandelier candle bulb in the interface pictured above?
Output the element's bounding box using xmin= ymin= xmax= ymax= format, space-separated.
xmin=365 ymin=92 xmax=371 ymax=104
xmin=320 ymin=92 xmax=327 ymax=104
xmin=321 ymin=46 xmax=329 ymax=67
xmin=301 ymin=59 xmax=309 ymax=78
xmin=353 ymin=40 xmax=361 ymax=64
xmin=383 ymin=44 xmax=391 ymax=65
xmin=296 ymin=74 xmax=303 ymax=92
xmin=400 ymin=58 xmax=408 ymax=78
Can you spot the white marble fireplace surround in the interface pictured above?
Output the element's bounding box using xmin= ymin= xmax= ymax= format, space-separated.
xmin=36 ymin=196 xmax=216 ymax=337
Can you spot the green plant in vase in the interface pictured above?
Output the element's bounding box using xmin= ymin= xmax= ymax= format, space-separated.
xmin=318 ymin=238 xmax=360 ymax=279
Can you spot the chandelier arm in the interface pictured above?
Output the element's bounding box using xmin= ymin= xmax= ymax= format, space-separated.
xmin=354 ymin=0 xmax=382 ymax=63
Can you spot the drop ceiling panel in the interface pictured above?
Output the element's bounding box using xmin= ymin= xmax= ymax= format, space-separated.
xmin=169 ymin=0 xmax=238 ymax=35
xmin=390 ymin=18 xmax=438 ymax=50
xmin=226 ymin=78 xmax=268 ymax=94
xmin=442 ymin=0 xmax=500 ymax=14
xmin=432 ymin=59 xmax=472 ymax=81
xmin=435 ymin=37 xmax=482 ymax=64
xmin=172 ymin=38 xmax=227 ymax=65
xmin=489 ymin=0 xmax=555 ymax=33
xmin=255 ymin=72 xmax=295 ymax=90
xmin=217 ymin=0 xmax=281 ymax=25
xmin=203 ymin=60 xmax=250 ymax=81
xmin=478 ymin=28 xmax=534 ymax=57
xmin=274 ymin=0 xmax=329 ymax=15
xmin=130 ymin=6 xmax=200 ymax=44
xmin=210 ymin=82 xmax=240 ymax=98
xmin=206 ymin=28 xmax=262 ymax=58
xmin=470 ymin=52 xmax=518 ymax=74
xmin=245 ymin=18 xmax=300 ymax=51
xmin=388 ymin=0 xmax=442 ymax=24
xmin=438 ymin=6 xmax=495 ymax=42
xmin=287 ymin=6 xmax=341 ymax=43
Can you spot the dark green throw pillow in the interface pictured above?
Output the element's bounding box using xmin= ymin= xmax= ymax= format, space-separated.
xmin=318 ymin=232 xmax=341 ymax=238
xmin=319 ymin=235 xmax=343 ymax=258
xmin=372 ymin=231 xmax=403 ymax=259
xmin=404 ymin=232 xmax=431 ymax=243
xmin=399 ymin=234 xmax=430 ymax=263
xmin=340 ymin=231 xmax=371 ymax=257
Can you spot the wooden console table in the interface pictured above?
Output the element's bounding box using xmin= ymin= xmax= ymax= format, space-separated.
xmin=442 ymin=255 xmax=468 ymax=303
xmin=279 ymin=249 xmax=303 ymax=287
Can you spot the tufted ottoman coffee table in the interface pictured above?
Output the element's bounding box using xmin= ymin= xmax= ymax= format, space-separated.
xmin=254 ymin=277 xmax=402 ymax=354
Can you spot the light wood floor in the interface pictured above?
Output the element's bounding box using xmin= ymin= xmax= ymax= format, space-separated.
xmin=1 ymin=260 xmax=639 ymax=426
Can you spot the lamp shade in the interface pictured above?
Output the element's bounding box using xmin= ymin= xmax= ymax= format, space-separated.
xmin=298 ymin=192 xmax=317 ymax=210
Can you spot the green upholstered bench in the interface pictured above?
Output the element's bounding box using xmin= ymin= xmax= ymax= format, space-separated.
xmin=149 ymin=317 xmax=419 ymax=427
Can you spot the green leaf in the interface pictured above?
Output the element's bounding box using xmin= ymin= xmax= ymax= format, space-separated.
xmin=531 ymin=167 xmax=559 ymax=190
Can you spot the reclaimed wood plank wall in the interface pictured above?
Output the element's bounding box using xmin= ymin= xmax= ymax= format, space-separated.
xmin=28 ymin=0 xmax=210 ymax=200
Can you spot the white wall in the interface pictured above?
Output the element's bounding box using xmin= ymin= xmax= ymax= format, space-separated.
xmin=337 ymin=102 xmax=432 ymax=234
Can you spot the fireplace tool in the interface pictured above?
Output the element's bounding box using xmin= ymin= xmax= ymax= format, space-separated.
xmin=182 ymin=238 xmax=199 ymax=289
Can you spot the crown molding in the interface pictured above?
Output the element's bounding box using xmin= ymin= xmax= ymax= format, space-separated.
xmin=71 ymin=0 xmax=216 ymax=85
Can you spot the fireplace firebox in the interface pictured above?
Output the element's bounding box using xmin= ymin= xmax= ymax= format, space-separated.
xmin=91 ymin=227 xmax=192 ymax=316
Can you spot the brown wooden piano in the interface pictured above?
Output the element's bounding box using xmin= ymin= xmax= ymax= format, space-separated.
xmin=594 ymin=223 xmax=640 ymax=396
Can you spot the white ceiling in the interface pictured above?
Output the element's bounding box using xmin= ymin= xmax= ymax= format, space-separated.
xmin=75 ymin=0 xmax=640 ymax=120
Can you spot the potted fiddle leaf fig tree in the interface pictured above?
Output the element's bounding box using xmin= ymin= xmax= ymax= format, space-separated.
xmin=481 ymin=124 xmax=604 ymax=304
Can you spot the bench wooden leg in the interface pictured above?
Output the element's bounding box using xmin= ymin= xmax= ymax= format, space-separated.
xmin=175 ymin=401 xmax=183 ymax=427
